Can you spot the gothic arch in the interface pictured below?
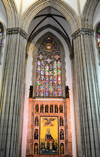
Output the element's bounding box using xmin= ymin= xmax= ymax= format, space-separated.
xmin=32 ymin=32 xmax=66 ymax=98
xmin=82 ymin=0 xmax=99 ymax=28
xmin=26 ymin=24 xmax=72 ymax=57
xmin=22 ymin=0 xmax=78 ymax=33
xmin=1 ymin=0 xmax=18 ymax=27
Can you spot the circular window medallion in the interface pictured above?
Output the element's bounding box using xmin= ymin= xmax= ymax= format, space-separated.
xmin=46 ymin=45 xmax=51 ymax=50
xmin=44 ymin=43 xmax=54 ymax=52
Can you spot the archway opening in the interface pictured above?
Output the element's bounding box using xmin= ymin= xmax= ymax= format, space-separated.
xmin=22 ymin=6 xmax=75 ymax=157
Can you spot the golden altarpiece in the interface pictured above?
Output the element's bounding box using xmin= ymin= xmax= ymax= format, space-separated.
xmin=26 ymin=37 xmax=72 ymax=157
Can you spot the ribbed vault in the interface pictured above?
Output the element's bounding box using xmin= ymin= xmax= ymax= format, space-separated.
xmin=22 ymin=0 xmax=78 ymax=33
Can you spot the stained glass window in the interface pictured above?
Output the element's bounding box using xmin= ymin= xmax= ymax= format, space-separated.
xmin=96 ymin=23 xmax=100 ymax=54
xmin=36 ymin=37 xmax=62 ymax=97
xmin=0 ymin=23 xmax=3 ymax=49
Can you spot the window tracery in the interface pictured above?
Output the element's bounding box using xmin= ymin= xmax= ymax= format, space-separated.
xmin=36 ymin=37 xmax=62 ymax=97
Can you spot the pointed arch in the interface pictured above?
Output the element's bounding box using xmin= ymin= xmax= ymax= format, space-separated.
xmin=26 ymin=24 xmax=72 ymax=57
xmin=82 ymin=0 xmax=99 ymax=28
xmin=22 ymin=0 xmax=78 ymax=33
xmin=1 ymin=0 xmax=18 ymax=27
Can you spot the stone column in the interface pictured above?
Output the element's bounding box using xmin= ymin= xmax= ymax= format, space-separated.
xmin=70 ymin=56 xmax=82 ymax=157
xmin=72 ymin=28 xmax=100 ymax=157
xmin=0 ymin=28 xmax=27 ymax=157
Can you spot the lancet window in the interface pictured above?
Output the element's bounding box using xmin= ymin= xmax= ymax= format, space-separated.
xmin=36 ymin=37 xmax=62 ymax=97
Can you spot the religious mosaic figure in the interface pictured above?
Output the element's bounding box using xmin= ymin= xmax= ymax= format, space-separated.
xmin=45 ymin=128 xmax=54 ymax=150
xmin=40 ymin=117 xmax=58 ymax=155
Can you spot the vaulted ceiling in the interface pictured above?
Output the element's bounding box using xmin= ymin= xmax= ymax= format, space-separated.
xmin=28 ymin=7 xmax=72 ymax=41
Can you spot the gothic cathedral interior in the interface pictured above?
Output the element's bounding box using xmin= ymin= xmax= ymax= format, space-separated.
xmin=0 ymin=1 xmax=100 ymax=157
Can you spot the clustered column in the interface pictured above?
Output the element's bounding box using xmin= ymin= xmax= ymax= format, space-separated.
xmin=0 ymin=28 xmax=27 ymax=157
xmin=72 ymin=28 xmax=100 ymax=157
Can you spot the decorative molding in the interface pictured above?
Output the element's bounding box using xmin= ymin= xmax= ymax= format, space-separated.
xmin=72 ymin=28 xmax=94 ymax=39
xmin=6 ymin=27 xmax=28 ymax=39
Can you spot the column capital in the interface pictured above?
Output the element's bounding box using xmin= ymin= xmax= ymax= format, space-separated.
xmin=6 ymin=27 xmax=28 ymax=39
xmin=72 ymin=28 xmax=94 ymax=39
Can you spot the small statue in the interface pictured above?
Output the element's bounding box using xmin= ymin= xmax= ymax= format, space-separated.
xmin=60 ymin=143 xmax=64 ymax=154
xmin=40 ymin=105 xmax=43 ymax=113
xmin=65 ymin=86 xmax=70 ymax=98
xmin=29 ymin=86 xmax=33 ymax=98
xmin=60 ymin=117 xmax=63 ymax=126
xmin=35 ymin=105 xmax=39 ymax=112
xmin=50 ymin=105 xmax=53 ymax=113
xmin=45 ymin=105 xmax=48 ymax=113
xmin=34 ymin=144 xmax=38 ymax=154
xmin=34 ymin=130 xmax=38 ymax=140
xmin=55 ymin=105 xmax=58 ymax=113
xmin=60 ymin=130 xmax=64 ymax=140
xmin=59 ymin=105 xmax=63 ymax=113
xmin=35 ymin=117 xmax=38 ymax=126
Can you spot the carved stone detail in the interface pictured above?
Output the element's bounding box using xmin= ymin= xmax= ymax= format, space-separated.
xmin=72 ymin=28 xmax=94 ymax=39
xmin=6 ymin=27 xmax=28 ymax=39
